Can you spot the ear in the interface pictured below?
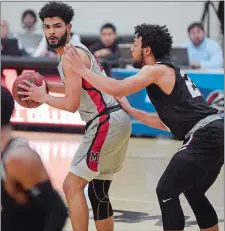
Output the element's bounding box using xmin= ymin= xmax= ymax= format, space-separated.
xmin=145 ymin=46 xmax=152 ymax=56
xmin=67 ymin=23 xmax=72 ymax=33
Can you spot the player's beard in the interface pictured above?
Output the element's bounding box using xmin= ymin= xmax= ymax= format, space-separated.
xmin=132 ymin=50 xmax=144 ymax=69
xmin=46 ymin=30 xmax=68 ymax=49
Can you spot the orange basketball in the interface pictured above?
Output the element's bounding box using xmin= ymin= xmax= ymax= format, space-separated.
xmin=12 ymin=72 xmax=48 ymax=108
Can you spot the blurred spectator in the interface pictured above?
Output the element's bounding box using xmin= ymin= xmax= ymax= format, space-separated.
xmin=21 ymin=9 xmax=37 ymax=33
xmin=89 ymin=23 xmax=121 ymax=75
xmin=1 ymin=19 xmax=27 ymax=56
xmin=19 ymin=10 xmax=43 ymax=56
xmin=1 ymin=20 xmax=9 ymax=39
xmin=182 ymin=22 xmax=223 ymax=69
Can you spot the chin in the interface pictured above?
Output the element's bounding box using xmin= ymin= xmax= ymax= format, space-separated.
xmin=48 ymin=43 xmax=59 ymax=49
xmin=132 ymin=61 xmax=142 ymax=69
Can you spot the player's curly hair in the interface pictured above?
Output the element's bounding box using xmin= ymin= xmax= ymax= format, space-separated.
xmin=39 ymin=1 xmax=74 ymax=24
xmin=134 ymin=24 xmax=173 ymax=59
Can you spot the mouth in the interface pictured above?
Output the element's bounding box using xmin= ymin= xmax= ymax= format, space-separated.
xmin=48 ymin=37 xmax=58 ymax=43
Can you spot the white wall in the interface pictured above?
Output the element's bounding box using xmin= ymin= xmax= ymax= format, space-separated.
xmin=1 ymin=1 xmax=221 ymax=46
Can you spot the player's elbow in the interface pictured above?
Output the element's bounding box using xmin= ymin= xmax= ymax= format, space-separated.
xmin=65 ymin=102 xmax=79 ymax=113
xmin=66 ymin=106 xmax=78 ymax=113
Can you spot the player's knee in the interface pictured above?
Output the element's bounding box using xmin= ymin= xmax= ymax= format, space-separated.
xmin=88 ymin=180 xmax=113 ymax=220
xmin=156 ymin=179 xmax=180 ymax=205
xmin=63 ymin=173 xmax=86 ymax=197
xmin=156 ymin=181 xmax=172 ymax=199
xmin=62 ymin=178 xmax=70 ymax=196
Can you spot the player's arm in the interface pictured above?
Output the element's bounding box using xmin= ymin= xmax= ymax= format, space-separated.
xmin=5 ymin=147 xmax=67 ymax=231
xmin=64 ymin=46 xmax=165 ymax=98
xmin=117 ymin=97 xmax=169 ymax=131
xmin=47 ymin=82 xmax=65 ymax=94
xmin=42 ymin=57 xmax=82 ymax=112
xmin=129 ymin=109 xmax=169 ymax=131
xmin=18 ymin=58 xmax=83 ymax=112
xmin=80 ymin=65 xmax=159 ymax=98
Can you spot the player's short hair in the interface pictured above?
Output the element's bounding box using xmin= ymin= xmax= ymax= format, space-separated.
xmin=134 ymin=23 xmax=173 ymax=59
xmin=22 ymin=10 xmax=37 ymax=24
xmin=1 ymin=86 xmax=15 ymax=126
xmin=188 ymin=22 xmax=204 ymax=33
xmin=39 ymin=1 xmax=74 ymax=25
xmin=100 ymin=23 xmax=116 ymax=33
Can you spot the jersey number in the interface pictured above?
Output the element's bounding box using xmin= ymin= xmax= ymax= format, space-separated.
xmin=180 ymin=70 xmax=201 ymax=98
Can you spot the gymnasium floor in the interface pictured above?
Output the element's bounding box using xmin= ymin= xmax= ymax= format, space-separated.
xmin=13 ymin=131 xmax=224 ymax=231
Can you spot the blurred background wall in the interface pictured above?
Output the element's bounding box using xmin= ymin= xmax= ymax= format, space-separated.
xmin=1 ymin=1 xmax=221 ymax=46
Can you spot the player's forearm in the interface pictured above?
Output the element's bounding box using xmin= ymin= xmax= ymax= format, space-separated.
xmin=129 ymin=108 xmax=169 ymax=131
xmin=42 ymin=94 xmax=78 ymax=112
xmin=47 ymin=82 xmax=65 ymax=94
xmin=80 ymin=68 xmax=126 ymax=97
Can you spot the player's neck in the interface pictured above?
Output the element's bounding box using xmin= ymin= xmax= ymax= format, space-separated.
xmin=145 ymin=56 xmax=157 ymax=65
xmin=1 ymin=126 xmax=13 ymax=151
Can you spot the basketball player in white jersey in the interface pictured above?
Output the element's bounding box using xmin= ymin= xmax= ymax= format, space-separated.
xmin=17 ymin=2 xmax=131 ymax=231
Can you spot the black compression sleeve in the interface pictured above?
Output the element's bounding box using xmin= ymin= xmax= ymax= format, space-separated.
xmin=28 ymin=180 xmax=68 ymax=231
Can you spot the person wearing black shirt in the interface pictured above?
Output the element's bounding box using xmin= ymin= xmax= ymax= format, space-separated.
xmin=1 ymin=86 xmax=67 ymax=231
xmin=63 ymin=23 xmax=224 ymax=231
xmin=89 ymin=23 xmax=121 ymax=75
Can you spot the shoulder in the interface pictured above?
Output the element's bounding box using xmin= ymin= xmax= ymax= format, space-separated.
xmin=76 ymin=47 xmax=92 ymax=69
xmin=5 ymin=146 xmax=48 ymax=188
xmin=205 ymin=38 xmax=221 ymax=47
xmin=138 ymin=64 xmax=169 ymax=84
xmin=62 ymin=46 xmax=91 ymax=69
xmin=5 ymin=146 xmax=44 ymax=177
xmin=140 ymin=64 xmax=168 ymax=75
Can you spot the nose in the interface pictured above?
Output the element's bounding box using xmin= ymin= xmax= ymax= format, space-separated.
xmin=49 ymin=27 xmax=55 ymax=35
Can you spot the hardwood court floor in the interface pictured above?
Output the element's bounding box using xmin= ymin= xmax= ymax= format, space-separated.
xmin=13 ymin=131 xmax=224 ymax=231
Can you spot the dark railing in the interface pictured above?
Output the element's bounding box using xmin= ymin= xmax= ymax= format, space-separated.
xmin=1 ymin=55 xmax=132 ymax=70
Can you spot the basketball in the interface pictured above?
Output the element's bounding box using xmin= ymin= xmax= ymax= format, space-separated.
xmin=12 ymin=72 xmax=48 ymax=108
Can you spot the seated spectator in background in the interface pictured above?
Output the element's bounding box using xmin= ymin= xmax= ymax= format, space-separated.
xmin=21 ymin=9 xmax=37 ymax=33
xmin=182 ymin=22 xmax=223 ymax=69
xmin=1 ymin=19 xmax=27 ymax=56
xmin=19 ymin=10 xmax=43 ymax=56
xmin=89 ymin=23 xmax=121 ymax=75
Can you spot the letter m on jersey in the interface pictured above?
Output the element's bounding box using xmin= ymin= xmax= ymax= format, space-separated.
xmin=90 ymin=151 xmax=100 ymax=162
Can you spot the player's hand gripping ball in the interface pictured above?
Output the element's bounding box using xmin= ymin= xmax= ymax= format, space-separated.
xmin=12 ymin=72 xmax=49 ymax=108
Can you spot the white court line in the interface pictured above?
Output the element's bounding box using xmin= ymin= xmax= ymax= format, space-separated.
xmin=110 ymin=197 xmax=224 ymax=210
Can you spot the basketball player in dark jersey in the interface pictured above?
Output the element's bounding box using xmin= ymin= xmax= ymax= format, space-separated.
xmin=1 ymin=86 xmax=67 ymax=231
xmin=63 ymin=24 xmax=224 ymax=231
